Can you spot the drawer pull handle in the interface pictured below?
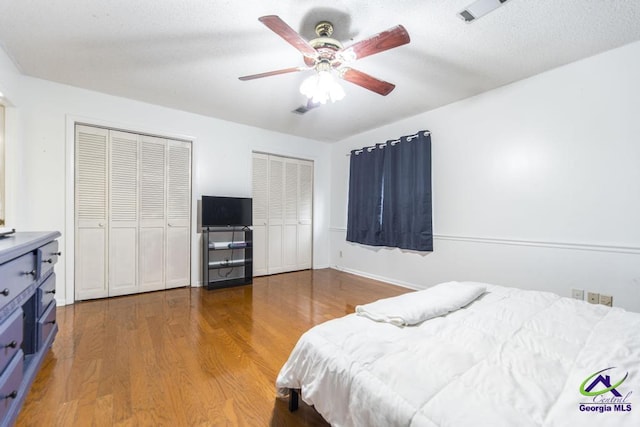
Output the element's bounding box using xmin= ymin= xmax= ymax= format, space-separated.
xmin=24 ymin=270 xmax=36 ymax=276
xmin=44 ymin=258 xmax=54 ymax=264
xmin=53 ymin=251 xmax=62 ymax=256
xmin=46 ymin=289 xmax=56 ymax=294
xmin=3 ymin=391 xmax=17 ymax=400
xmin=1 ymin=289 xmax=9 ymax=297
xmin=46 ymin=320 xmax=56 ymax=325
xmin=4 ymin=340 xmax=17 ymax=349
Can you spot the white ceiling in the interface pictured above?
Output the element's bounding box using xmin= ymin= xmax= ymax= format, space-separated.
xmin=1 ymin=1 xmax=639 ymax=142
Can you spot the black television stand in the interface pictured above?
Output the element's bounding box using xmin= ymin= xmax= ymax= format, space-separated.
xmin=202 ymin=227 xmax=253 ymax=289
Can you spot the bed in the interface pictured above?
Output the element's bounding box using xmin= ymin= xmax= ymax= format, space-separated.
xmin=276 ymin=282 xmax=640 ymax=426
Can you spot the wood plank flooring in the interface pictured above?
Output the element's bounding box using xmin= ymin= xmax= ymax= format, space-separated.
xmin=15 ymin=269 xmax=408 ymax=426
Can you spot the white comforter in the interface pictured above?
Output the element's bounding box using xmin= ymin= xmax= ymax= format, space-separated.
xmin=276 ymin=283 xmax=640 ymax=426
xmin=355 ymin=281 xmax=487 ymax=326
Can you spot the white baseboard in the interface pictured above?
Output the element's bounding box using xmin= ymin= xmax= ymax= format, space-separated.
xmin=56 ymin=297 xmax=71 ymax=306
xmin=332 ymin=265 xmax=422 ymax=291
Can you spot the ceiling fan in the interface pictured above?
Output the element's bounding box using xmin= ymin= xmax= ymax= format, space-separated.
xmin=239 ymin=15 xmax=410 ymax=99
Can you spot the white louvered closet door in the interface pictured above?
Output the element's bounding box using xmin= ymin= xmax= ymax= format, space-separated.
xmin=108 ymin=130 xmax=139 ymax=297
xmin=283 ymin=159 xmax=299 ymax=271
xmin=252 ymin=153 xmax=314 ymax=276
xmin=76 ymin=126 xmax=192 ymax=300
xmin=139 ymin=135 xmax=166 ymax=292
xmin=165 ymin=140 xmax=192 ymax=289
xmin=267 ymin=156 xmax=285 ymax=274
xmin=75 ymin=125 xmax=109 ymax=300
xmin=252 ymin=153 xmax=269 ymax=276
xmin=297 ymin=160 xmax=313 ymax=269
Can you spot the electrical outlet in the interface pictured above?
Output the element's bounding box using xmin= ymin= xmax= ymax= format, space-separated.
xmin=599 ymin=294 xmax=613 ymax=307
xmin=339 ymin=250 xmax=343 ymax=258
xmin=571 ymin=289 xmax=584 ymax=300
xmin=587 ymin=292 xmax=600 ymax=304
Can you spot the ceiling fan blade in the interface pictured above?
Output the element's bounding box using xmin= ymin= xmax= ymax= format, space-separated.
xmin=258 ymin=15 xmax=318 ymax=59
xmin=239 ymin=67 xmax=307 ymax=81
xmin=340 ymin=68 xmax=396 ymax=96
xmin=340 ymin=25 xmax=410 ymax=61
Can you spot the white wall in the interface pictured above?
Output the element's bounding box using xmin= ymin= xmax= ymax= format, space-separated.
xmin=0 ymin=47 xmax=20 ymax=99
xmin=330 ymin=40 xmax=640 ymax=312
xmin=4 ymin=37 xmax=640 ymax=312
xmin=0 ymin=47 xmax=24 ymax=229
xmin=0 ymin=46 xmax=331 ymax=305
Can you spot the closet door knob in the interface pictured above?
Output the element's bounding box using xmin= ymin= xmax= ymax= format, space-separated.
xmin=53 ymin=251 xmax=62 ymax=256
xmin=46 ymin=289 xmax=56 ymax=294
xmin=44 ymin=258 xmax=54 ymax=264
xmin=3 ymin=391 xmax=17 ymax=400
xmin=4 ymin=340 xmax=17 ymax=349
xmin=46 ymin=320 xmax=56 ymax=325
xmin=1 ymin=289 xmax=9 ymax=297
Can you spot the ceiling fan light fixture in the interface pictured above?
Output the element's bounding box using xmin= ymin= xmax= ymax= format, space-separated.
xmin=299 ymin=69 xmax=345 ymax=104
xmin=240 ymin=16 xmax=410 ymax=103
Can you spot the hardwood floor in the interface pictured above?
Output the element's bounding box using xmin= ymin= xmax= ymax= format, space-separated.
xmin=15 ymin=269 xmax=408 ymax=426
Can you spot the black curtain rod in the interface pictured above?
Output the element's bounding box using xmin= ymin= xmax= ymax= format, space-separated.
xmin=347 ymin=130 xmax=431 ymax=156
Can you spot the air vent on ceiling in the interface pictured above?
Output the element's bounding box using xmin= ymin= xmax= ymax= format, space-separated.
xmin=458 ymin=0 xmax=510 ymax=23
xmin=292 ymin=101 xmax=320 ymax=115
xmin=292 ymin=105 xmax=311 ymax=115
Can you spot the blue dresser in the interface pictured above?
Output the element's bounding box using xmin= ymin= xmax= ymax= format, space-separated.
xmin=0 ymin=231 xmax=60 ymax=426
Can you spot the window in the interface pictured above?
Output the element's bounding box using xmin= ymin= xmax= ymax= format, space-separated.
xmin=347 ymin=131 xmax=433 ymax=251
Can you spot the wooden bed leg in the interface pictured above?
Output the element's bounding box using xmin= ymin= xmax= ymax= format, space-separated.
xmin=288 ymin=389 xmax=299 ymax=412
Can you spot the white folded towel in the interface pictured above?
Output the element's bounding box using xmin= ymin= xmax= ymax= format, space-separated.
xmin=355 ymin=281 xmax=486 ymax=326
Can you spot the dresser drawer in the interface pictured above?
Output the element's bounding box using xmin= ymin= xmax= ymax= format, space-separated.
xmin=0 ymin=252 xmax=37 ymax=311
xmin=37 ymin=302 xmax=57 ymax=351
xmin=0 ymin=350 xmax=23 ymax=422
xmin=0 ymin=309 xmax=23 ymax=375
xmin=36 ymin=273 xmax=56 ymax=318
xmin=37 ymin=240 xmax=60 ymax=280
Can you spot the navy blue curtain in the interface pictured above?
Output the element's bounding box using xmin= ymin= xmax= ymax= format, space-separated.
xmin=347 ymin=131 xmax=432 ymax=251
xmin=346 ymin=144 xmax=385 ymax=246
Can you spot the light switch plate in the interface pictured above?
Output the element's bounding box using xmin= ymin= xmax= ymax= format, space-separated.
xmin=571 ymin=289 xmax=584 ymax=300
xmin=587 ymin=292 xmax=600 ymax=304
xmin=599 ymin=294 xmax=613 ymax=307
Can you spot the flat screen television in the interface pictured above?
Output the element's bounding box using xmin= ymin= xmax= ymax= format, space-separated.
xmin=201 ymin=196 xmax=252 ymax=227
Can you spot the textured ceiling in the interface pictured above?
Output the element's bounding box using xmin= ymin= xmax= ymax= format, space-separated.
xmin=0 ymin=0 xmax=639 ymax=142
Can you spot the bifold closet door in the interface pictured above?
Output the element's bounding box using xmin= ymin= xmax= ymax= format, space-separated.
xmin=75 ymin=125 xmax=192 ymax=300
xmin=282 ymin=159 xmax=299 ymax=271
xmin=282 ymin=159 xmax=313 ymax=270
xmin=297 ymin=160 xmax=313 ymax=269
xmin=166 ymin=140 xmax=192 ymax=289
xmin=251 ymin=153 xmax=313 ymax=277
xmin=252 ymin=153 xmax=269 ymax=276
xmin=267 ymin=156 xmax=285 ymax=274
xmin=139 ymin=135 xmax=166 ymax=293
xmin=75 ymin=125 xmax=109 ymax=300
xmin=108 ymin=130 xmax=139 ymax=297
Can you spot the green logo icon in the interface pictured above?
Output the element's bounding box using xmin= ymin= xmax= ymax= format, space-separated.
xmin=580 ymin=367 xmax=628 ymax=397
